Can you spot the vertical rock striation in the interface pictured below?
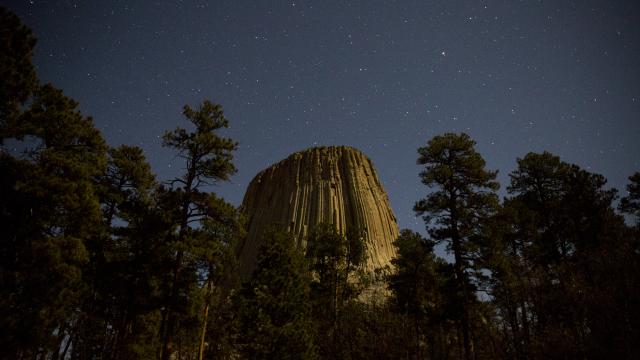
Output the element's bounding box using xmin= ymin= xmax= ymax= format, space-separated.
xmin=238 ymin=146 xmax=399 ymax=276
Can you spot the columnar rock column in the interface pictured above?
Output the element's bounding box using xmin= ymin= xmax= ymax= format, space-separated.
xmin=238 ymin=146 xmax=399 ymax=276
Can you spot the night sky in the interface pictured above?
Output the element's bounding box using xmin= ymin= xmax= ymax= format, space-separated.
xmin=7 ymin=1 xmax=640 ymax=238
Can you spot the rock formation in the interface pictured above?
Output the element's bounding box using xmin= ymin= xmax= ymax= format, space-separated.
xmin=238 ymin=146 xmax=399 ymax=276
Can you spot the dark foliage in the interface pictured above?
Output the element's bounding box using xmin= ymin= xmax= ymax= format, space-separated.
xmin=414 ymin=132 xmax=500 ymax=360
xmin=0 ymin=7 xmax=37 ymax=133
xmin=235 ymin=227 xmax=317 ymax=359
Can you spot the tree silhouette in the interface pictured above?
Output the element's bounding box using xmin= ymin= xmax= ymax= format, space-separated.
xmin=414 ymin=132 xmax=499 ymax=360
xmin=236 ymin=227 xmax=317 ymax=359
xmin=0 ymin=6 xmax=38 ymax=135
xmin=159 ymin=100 xmax=238 ymax=360
xmin=620 ymin=172 xmax=640 ymax=225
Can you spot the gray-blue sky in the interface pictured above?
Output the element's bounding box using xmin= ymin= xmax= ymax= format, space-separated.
xmin=7 ymin=0 xmax=640 ymax=238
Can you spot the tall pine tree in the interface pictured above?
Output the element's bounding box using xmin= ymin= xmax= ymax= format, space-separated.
xmin=414 ymin=132 xmax=499 ymax=360
xmin=159 ymin=100 xmax=237 ymax=360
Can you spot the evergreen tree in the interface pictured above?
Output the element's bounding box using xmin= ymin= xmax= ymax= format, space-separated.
xmin=236 ymin=227 xmax=317 ymax=359
xmin=196 ymin=194 xmax=244 ymax=360
xmin=0 ymin=9 xmax=247 ymax=358
xmin=414 ymin=133 xmax=499 ymax=360
xmin=113 ymin=189 xmax=174 ymax=360
xmin=304 ymin=223 xmax=368 ymax=357
xmin=388 ymin=229 xmax=452 ymax=359
xmin=620 ymin=172 xmax=640 ymax=225
xmin=0 ymin=6 xmax=38 ymax=133
xmin=305 ymin=224 xmax=367 ymax=322
xmin=483 ymin=152 xmax=640 ymax=359
xmin=0 ymin=84 xmax=108 ymax=359
xmin=479 ymin=198 xmax=536 ymax=360
xmin=72 ymin=145 xmax=158 ymax=359
xmin=100 ymin=145 xmax=156 ymax=225
xmin=159 ymin=100 xmax=238 ymax=359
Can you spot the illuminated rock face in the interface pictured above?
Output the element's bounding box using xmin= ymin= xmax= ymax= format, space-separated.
xmin=238 ymin=146 xmax=399 ymax=276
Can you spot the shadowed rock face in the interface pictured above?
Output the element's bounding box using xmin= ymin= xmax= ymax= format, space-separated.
xmin=238 ymin=146 xmax=399 ymax=276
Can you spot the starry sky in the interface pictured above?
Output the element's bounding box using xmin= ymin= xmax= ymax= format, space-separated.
xmin=7 ymin=0 xmax=640 ymax=237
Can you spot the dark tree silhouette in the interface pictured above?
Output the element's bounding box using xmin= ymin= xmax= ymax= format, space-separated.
xmin=620 ymin=172 xmax=640 ymax=225
xmin=159 ymin=100 xmax=238 ymax=360
xmin=414 ymin=132 xmax=499 ymax=360
xmin=236 ymin=227 xmax=317 ymax=359
xmin=0 ymin=6 xmax=38 ymax=134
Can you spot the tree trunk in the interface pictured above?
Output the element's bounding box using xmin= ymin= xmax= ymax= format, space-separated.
xmin=451 ymin=224 xmax=473 ymax=360
xmin=446 ymin=185 xmax=473 ymax=360
xmin=198 ymin=302 xmax=210 ymax=360
xmin=414 ymin=316 xmax=421 ymax=358
xmin=162 ymin=250 xmax=183 ymax=360
xmin=59 ymin=333 xmax=73 ymax=360
xmin=163 ymin=162 xmax=196 ymax=360
xmin=198 ymin=279 xmax=213 ymax=360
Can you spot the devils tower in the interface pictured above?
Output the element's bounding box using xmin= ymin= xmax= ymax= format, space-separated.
xmin=238 ymin=146 xmax=399 ymax=276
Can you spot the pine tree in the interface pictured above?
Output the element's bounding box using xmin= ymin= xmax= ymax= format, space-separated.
xmin=75 ymin=145 xmax=157 ymax=359
xmin=478 ymin=198 xmax=536 ymax=360
xmin=484 ymin=152 xmax=639 ymax=358
xmin=159 ymin=100 xmax=238 ymax=360
xmin=414 ymin=132 xmax=499 ymax=360
xmin=236 ymin=227 xmax=317 ymax=359
xmin=0 ymin=6 xmax=38 ymax=134
xmin=0 ymin=84 xmax=108 ymax=358
xmin=620 ymin=172 xmax=640 ymax=225
xmin=388 ymin=229 xmax=451 ymax=358
xmin=195 ymin=194 xmax=244 ymax=360
xmin=304 ymin=223 xmax=368 ymax=357
xmin=305 ymin=224 xmax=367 ymax=322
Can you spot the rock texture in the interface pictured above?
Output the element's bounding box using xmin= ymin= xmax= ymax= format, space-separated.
xmin=238 ymin=146 xmax=399 ymax=276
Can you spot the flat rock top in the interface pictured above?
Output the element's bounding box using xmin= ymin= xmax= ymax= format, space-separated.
xmin=250 ymin=145 xmax=368 ymax=178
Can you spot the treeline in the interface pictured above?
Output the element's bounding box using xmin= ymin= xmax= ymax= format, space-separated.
xmin=388 ymin=135 xmax=640 ymax=360
xmin=1 ymin=7 xmax=639 ymax=359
